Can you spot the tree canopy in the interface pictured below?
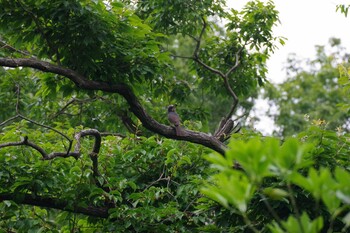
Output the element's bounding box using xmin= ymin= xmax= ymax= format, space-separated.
xmin=0 ymin=0 xmax=350 ymax=232
xmin=0 ymin=0 xmax=281 ymax=154
xmin=264 ymin=38 xmax=350 ymax=136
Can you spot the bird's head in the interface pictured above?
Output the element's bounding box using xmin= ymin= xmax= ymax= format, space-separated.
xmin=167 ymin=105 xmax=176 ymax=113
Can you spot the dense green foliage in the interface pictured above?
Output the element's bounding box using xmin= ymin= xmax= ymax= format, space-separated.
xmin=0 ymin=128 xmax=214 ymax=231
xmin=0 ymin=0 xmax=349 ymax=232
xmin=203 ymin=125 xmax=350 ymax=232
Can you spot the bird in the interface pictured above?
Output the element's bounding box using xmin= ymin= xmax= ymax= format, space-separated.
xmin=167 ymin=105 xmax=184 ymax=136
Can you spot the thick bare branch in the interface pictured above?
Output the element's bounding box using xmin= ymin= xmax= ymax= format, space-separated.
xmin=0 ymin=136 xmax=47 ymax=158
xmin=0 ymin=135 xmax=78 ymax=160
xmin=0 ymin=129 xmax=102 ymax=161
xmin=0 ymin=129 xmax=105 ymax=189
xmin=0 ymin=57 xmax=227 ymax=155
xmin=74 ymin=129 xmax=102 ymax=179
xmin=74 ymin=129 xmax=101 ymax=155
xmin=45 ymin=151 xmax=80 ymax=160
xmin=0 ymin=192 xmax=109 ymax=218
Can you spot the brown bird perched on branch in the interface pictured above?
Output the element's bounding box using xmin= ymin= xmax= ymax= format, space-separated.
xmin=167 ymin=105 xmax=184 ymax=136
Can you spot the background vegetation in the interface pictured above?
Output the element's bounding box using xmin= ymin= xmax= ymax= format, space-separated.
xmin=0 ymin=0 xmax=349 ymax=232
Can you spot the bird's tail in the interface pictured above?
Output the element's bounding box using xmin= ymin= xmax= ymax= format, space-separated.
xmin=175 ymin=125 xmax=184 ymax=136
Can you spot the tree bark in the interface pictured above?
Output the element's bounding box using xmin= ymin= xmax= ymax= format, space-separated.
xmin=0 ymin=192 xmax=109 ymax=218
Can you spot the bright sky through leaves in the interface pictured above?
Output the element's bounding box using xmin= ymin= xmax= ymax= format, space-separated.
xmin=228 ymin=0 xmax=350 ymax=83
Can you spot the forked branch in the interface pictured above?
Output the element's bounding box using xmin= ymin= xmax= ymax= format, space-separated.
xmin=0 ymin=57 xmax=227 ymax=155
xmin=189 ymin=17 xmax=243 ymax=137
xmin=0 ymin=129 xmax=104 ymax=189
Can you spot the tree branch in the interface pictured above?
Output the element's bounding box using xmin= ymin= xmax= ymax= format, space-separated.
xmin=74 ymin=129 xmax=102 ymax=179
xmin=0 ymin=113 xmax=71 ymax=143
xmin=0 ymin=128 xmax=108 ymax=190
xmin=0 ymin=136 xmax=47 ymax=157
xmin=0 ymin=40 xmax=32 ymax=57
xmin=189 ymin=17 xmax=242 ymax=137
xmin=119 ymin=110 xmax=139 ymax=134
xmin=50 ymin=97 xmax=101 ymax=119
xmin=0 ymin=138 xmax=79 ymax=159
xmin=0 ymin=57 xmax=227 ymax=155
xmin=192 ymin=18 xmax=227 ymax=79
xmin=0 ymin=129 xmax=102 ymax=161
xmin=0 ymin=192 xmax=109 ymax=218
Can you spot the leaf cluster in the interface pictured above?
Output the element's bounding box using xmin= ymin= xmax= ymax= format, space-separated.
xmin=202 ymin=126 xmax=350 ymax=232
xmin=0 ymin=0 xmax=165 ymax=83
xmin=265 ymin=38 xmax=350 ymax=136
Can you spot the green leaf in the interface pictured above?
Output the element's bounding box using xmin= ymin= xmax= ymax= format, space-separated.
xmin=281 ymin=212 xmax=323 ymax=233
xmin=343 ymin=212 xmax=350 ymax=228
xmin=3 ymin=200 xmax=12 ymax=207
xmin=263 ymin=187 xmax=288 ymax=200
xmin=201 ymin=171 xmax=255 ymax=213
xmin=227 ymin=137 xmax=276 ymax=182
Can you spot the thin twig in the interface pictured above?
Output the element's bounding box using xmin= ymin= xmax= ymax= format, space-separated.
xmin=100 ymin=132 xmax=125 ymax=138
xmin=287 ymin=182 xmax=305 ymax=233
xmin=193 ymin=16 xmax=207 ymax=58
xmin=50 ymin=98 xmax=76 ymax=119
xmin=0 ymin=115 xmax=20 ymax=127
xmin=242 ymin=212 xmax=260 ymax=233
xmin=195 ymin=58 xmax=226 ymax=78
xmin=144 ymin=170 xmax=166 ymax=190
xmin=0 ymin=113 xmax=73 ymax=154
xmin=259 ymin=193 xmax=286 ymax=230
xmin=170 ymin=54 xmax=193 ymax=60
xmin=233 ymin=112 xmax=249 ymax=122
xmin=185 ymin=33 xmax=199 ymax=42
xmin=50 ymin=97 xmax=99 ymax=119
xmin=15 ymin=83 xmax=20 ymax=114
xmin=19 ymin=114 xmax=71 ymax=142
xmin=192 ymin=18 xmax=226 ymax=78
xmin=190 ymin=17 xmax=240 ymax=123
xmin=0 ymin=40 xmax=32 ymax=57
xmin=225 ymin=47 xmax=243 ymax=77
